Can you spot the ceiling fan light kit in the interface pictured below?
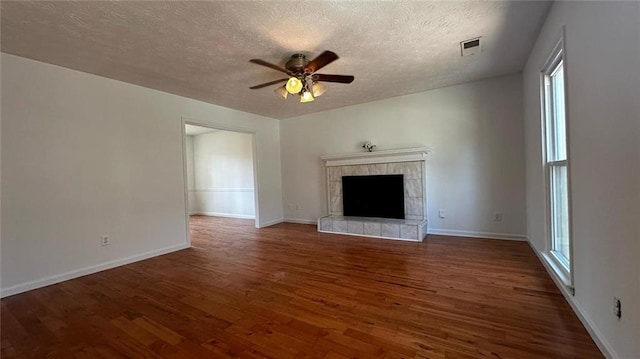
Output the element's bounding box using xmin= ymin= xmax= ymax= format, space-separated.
xmin=312 ymin=82 xmax=327 ymax=97
xmin=274 ymin=85 xmax=288 ymax=100
xmin=249 ymin=51 xmax=354 ymax=104
xmin=300 ymin=91 xmax=314 ymax=103
xmin=285 ymin=77 xmax=303 ymax=94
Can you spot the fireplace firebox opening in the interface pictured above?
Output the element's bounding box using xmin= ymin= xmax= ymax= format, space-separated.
xmin=342 ymin=174 xmax=405 ymax=219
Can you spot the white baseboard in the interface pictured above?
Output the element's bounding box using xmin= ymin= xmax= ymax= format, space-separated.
xmin=189 ymin=211 xmax=255 ymax=220
xmin=527 ymin=240 xmax=616 ymax=359
xmin=283 ymin=218 xmax=317 ymax=225
xmin=427 ymin=228 xmax=527 ymax=241
xmin=259 ymin=218 xmax=284 ymax=228
xmin=0 ymin=242 xmax=190 ymax=298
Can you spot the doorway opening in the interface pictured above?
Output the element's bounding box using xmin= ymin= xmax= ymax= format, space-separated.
xmin=182 ymin=121 xmax=259 ymax=245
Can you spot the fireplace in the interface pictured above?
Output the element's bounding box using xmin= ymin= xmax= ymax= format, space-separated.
xmin=319 ymin=147 xmax=430 ymax=241
xmin=342 ymin=174 xmax=405 ymax=219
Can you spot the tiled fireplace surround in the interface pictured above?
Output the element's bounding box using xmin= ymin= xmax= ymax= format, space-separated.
xmin=318 ymin=148 xmax=429 ymax=241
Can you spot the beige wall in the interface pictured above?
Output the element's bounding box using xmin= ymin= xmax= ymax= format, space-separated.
xmin=523 ymin=2 xmax=640 ymax=357
xmin=280 ymin=74 xmax=527 ymax=239
xmin=188 ymin=130 xmax=255 ymax=218
xmin=1 ymin=53 xmax=283 ymax=296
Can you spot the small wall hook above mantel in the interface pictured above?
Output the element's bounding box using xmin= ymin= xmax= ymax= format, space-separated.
xmin=362 ymin=142 xmax=376 ymax=152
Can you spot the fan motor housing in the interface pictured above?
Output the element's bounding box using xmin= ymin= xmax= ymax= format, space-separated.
xmin=285 ymin=54 xmax=309 ymax=74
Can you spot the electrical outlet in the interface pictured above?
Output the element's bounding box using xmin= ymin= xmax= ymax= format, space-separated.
xmin=614 ymin=297 xmax=622 ymax=319
xmin=100 ymin=235 xmax=111 ymax=246
xmin=438 ymin=210 xmax=445 ymax=219
xmin=493 ymin=212 xmax=503 ymax=222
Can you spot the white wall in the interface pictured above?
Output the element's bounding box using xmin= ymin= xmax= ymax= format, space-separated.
xmin=185 ymin=135 xmax=197 ymax=213
xmin=0 ymin=54 xmax=3 ymax=285
xmin=280 ymin=74 xmax=526 ymax=239
xmin=523 ymin=2 xmax=640 ymax=358
xmin=1 ymin=53 xmax=283 ymax=296
xmin=189 ymin=130 xmax=255 ymax=218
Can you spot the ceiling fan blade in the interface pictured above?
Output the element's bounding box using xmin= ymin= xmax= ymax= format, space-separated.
xmin=305 ymin=51 xmax=339 ymax=73
xmin=249 ymin=78 xmax=288 ymax=89
xmin=315 ymin=74 xmax=355 ymax=84
xmin=249 ymin=59 xmax=290 ymax=74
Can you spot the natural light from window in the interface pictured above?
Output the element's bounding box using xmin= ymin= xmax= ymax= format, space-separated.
xmin=543 ymin=46 xmax=571 ymax=274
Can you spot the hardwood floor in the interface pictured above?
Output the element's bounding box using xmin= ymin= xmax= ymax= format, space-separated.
xmin=1 ymin=216 xmax=602 ymax=358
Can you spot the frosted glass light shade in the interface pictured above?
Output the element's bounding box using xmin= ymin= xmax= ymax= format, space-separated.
xmin=274 ymin=85 xmax=288 ymax=100
xmin=312 ymin=82 xmax=327 ymax=97
xmin=300 ymin=90 xmax=314 ymax=103
xmin=285 ymin=77 xmax=303 ymax=94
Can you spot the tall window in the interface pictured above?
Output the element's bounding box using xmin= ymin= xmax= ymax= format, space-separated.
xmin=542 ymin=39 xmax=571 ymax=278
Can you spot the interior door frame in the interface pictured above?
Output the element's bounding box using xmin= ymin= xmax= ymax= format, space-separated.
xmin=180 ymin=117 xmax=261 ymax=246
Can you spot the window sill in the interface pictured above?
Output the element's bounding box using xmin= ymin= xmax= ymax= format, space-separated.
xmin=541 ymin=251 xmax=574 ymax=294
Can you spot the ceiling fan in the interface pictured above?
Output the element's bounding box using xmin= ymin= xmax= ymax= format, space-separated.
xmin=249 ymin=51 xmax=354 ymax=103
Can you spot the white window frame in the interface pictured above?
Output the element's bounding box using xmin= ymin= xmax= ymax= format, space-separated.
xmin=540 ymin=32 xmax=574 ymax=290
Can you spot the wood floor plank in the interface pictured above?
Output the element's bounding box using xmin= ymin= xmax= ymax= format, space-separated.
xmin=1 ymin=216 xmax=603 ymax=358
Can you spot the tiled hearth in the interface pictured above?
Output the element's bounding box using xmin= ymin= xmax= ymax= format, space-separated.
xmin=318 ymin=147 xmax=430 ymax=242
xmin=319 ymin=215 xmax=428 ymax=241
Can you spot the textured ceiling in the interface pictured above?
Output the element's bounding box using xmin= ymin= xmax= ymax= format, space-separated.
xmin=1 ymin=1 xmax=551 ymax=119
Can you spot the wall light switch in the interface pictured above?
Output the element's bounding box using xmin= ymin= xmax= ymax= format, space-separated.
xmin=438 ymin=210 xmax=445 ymax=219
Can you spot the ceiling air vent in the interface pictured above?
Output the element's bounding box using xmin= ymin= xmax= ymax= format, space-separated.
xmin=461 ymin=37 xmax=482 ymax=56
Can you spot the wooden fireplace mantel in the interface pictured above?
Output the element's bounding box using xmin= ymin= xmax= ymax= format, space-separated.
xmin=320 ymin=147 xmax=431 ymax=167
